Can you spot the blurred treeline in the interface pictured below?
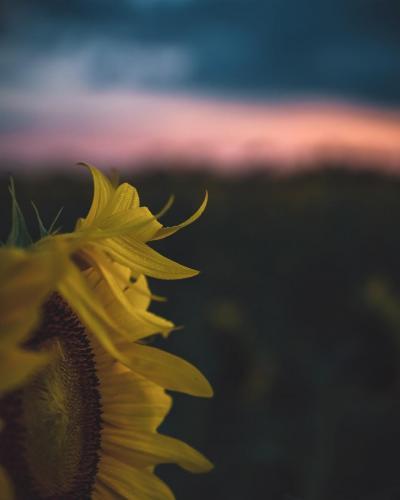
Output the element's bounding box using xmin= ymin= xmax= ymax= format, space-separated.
xmin=2 ymin=166 xmax=400 ymax=500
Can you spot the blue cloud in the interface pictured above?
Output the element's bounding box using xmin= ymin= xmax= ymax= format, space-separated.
xmin=1 ymin=0 xmax=400 ymax=104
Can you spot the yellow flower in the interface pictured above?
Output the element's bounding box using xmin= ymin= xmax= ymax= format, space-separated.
xmin=0 ymin=165 xmax=212 ymax=499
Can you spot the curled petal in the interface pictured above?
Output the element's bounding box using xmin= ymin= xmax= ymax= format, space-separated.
xmin=152 ymin=191 xmax=208 ymax=241
xmin=78 ymin=162 xmax=114 ymax=227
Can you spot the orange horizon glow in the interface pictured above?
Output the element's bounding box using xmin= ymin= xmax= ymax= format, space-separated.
xmin=1 ymin=86 xmax=400 ymax=174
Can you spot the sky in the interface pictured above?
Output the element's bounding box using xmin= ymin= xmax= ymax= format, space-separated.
xmin=1 ymin=0 xmax=400 ymax=172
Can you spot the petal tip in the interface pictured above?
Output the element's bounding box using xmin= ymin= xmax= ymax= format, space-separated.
xmin=194 ymin=375 xmax=214 ymax=398
xmin=202 ymin=380 xmax=214 ymax=399
xmin=200 ymin=457 xmax=214 ymax=473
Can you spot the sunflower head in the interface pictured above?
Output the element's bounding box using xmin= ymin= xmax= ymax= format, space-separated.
xmin=0 ymin=165 xmax=212 ymax=499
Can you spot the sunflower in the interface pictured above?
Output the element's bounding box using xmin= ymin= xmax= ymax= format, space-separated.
xmin=0 ymin=165 xmax=213 ymax=499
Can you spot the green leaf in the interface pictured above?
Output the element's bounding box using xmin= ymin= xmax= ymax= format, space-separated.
xmin=31 ymin=202 xmax=48 ymax=238
xmin=48 ymin=207 xmax=63 ymax=234
xmin=6 ymin=178 xmax=32 ymax=248
xmin=31 ymin=203 xmax=63 ymax=237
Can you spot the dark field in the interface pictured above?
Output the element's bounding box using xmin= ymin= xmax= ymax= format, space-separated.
xmin=2 ymin=165 xmax=400 ymax=500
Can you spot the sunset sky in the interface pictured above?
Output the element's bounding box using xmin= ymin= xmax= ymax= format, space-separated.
xmin=1 ymin=0 xmax=400 ymax=173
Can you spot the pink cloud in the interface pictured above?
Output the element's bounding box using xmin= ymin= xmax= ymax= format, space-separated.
xmin=1 ymin=82 xmax=400 ymax=173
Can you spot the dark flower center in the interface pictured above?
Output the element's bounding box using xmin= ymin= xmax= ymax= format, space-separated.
xmin=0 ymin=294 xmax=102 ymax=500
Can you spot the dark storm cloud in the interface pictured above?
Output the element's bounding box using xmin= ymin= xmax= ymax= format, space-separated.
xmin=1 ymin=0 xmax=400 ymax=103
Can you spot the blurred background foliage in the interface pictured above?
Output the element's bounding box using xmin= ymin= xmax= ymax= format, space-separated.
xmin=2 ymin=164 xmax=400 ymax=499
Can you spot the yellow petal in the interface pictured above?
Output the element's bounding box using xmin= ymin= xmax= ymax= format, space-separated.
xmin=82 ymin=267 xmax=116 ymax=309
xmin=151 ymin=191 xmax=208 ymax=241
xmin=81 ymin=247 xmax=131 ymax=303
xmin=99 ymin=366 xmax=172 ymax=429
xmin=93 ymin=207 xmax=162 ymax=241
xmin=0 ymin=311 xmax=39 ymax=351
xmin=57 ymin=261 xmax=126 ymax=362
xmin=81 ymin=249 xmax=174 ymax=339
xmin=0 ymin=245 xmax=64 ymax=347
xmin=102 ymin=403 xmax=171 ymax=432
xmin=102 ymin=429 xmax=213 ymax=473
xmin=101 ymin=182 xmax=140 ymax=216
xmin=107 ymin=303 xmax=174 ymax=340
xmin=98 ymin=456 xmax=174 ymax=500
xmin=95 ymin=237 xmax=199 ymax=280
xmin=122 ymin=209 xmax=162 ymax=242
xmin=119 ymin=343 xmax=213 ymax=397
xmin=0 ymin=348 xmax=50 ymax=396
xmin=126 ymin=275 xmax=151 ymax=311
xmin=79 ymin=162 xmax=114 ymax=227
xmin=99 ymin=369 xmax=172 ymax=432
xmin=84 ymin=262 xmax=134 ymax=307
